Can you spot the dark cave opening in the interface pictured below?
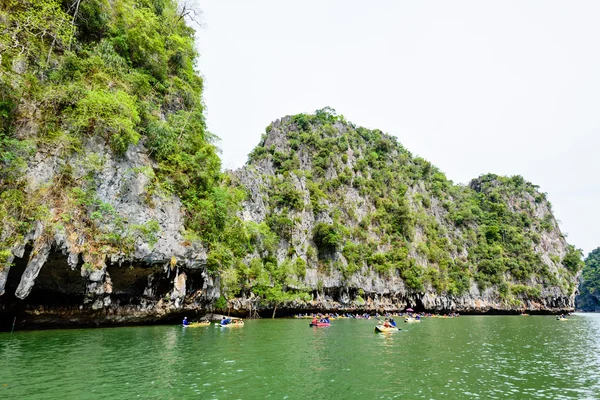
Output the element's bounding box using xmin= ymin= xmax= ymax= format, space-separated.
xmin=4 ymin=246 xmax=87 ymax=306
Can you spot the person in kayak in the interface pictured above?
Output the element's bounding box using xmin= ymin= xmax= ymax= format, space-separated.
xmin=182 ymin=317 xmax=189 ymax=326
xmin=311 ymin=317 xmax=318 ymax=325
xmin=221 ymin=316 xmax=232 ymax=325
xmin=389 ymin=318 xmax=396 ymax=327
xmin=382 ymin=318 xmax=393 ymax=328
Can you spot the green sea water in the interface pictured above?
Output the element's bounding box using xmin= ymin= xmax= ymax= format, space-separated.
xmin=1 ymin=314 xmax=600 ymax=399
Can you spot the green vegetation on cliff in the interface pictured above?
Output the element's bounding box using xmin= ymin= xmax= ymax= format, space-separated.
xmin=0 ymin=0 xmax=243 ymax=269
xmin=235 ymin=108 xmax=582 ymax=305
xmin=576 ymin=248 xmax=600 ymax=311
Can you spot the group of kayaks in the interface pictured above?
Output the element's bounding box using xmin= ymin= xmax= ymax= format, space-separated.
xmin=307 ymin=314 xmax=408 ymax=334
xmin=182 ymin=313 xmax=573 ymax=330
xmin=182 ymin=317 xmax=245 ymax=328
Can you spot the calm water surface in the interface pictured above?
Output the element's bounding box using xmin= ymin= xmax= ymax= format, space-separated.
xmin=2 ymin=314 xmax=600 ymax=399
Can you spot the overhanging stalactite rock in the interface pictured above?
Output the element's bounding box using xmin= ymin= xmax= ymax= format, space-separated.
xmin=15 ymin=242 xmax=51 ymax=300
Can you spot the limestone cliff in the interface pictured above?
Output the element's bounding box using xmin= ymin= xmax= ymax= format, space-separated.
xmin=0 ymin=1 xmax=583 ymax=329
xmin=0 ymin=111 xmax=583 ymax=327
xmin=0 ymin=0 xmax=225 ymax=328
xmin=230 ymin=111 xmax=582 ymax=315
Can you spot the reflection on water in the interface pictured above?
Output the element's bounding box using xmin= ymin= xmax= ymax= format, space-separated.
xmin=1 ymin=315 xmax=600 ymax=398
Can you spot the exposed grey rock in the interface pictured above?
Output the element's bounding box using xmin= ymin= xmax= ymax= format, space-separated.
xmin=15 ymin=242 xmax=51 ymax=299
xmin=171 ymin=270 xmax=187 ymax=309
xmin=0 ymin=257 xmax=12 ymax=296
xmin=2 ymin=135 xmax=207 ymax=304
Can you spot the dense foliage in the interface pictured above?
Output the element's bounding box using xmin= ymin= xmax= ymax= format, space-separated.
xmin=242 ymin=107 xmax=582 ymax=304
xmin=576 ymin=248 xmax=600 ymax=311
xmin=0 ymin=0 xmax=243 ymax=266
xmin=0 ymin=0 xmax=308 ymax=309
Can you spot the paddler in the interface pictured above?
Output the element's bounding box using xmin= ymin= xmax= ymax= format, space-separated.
xmin=182 ymin=317 xmax=189 ymax=326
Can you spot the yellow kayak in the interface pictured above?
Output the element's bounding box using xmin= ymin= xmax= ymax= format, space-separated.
xmin=404 ymin=318 xmax=421 ymax=323
xmin=374 ymin=325 xmax=400 ymax=333
xmin=184 ymin=321 xmax=210 ymax=328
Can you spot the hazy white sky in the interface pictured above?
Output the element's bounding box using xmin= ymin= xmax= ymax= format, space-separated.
xmin=194 ymin=1 xmax=600 ymax=255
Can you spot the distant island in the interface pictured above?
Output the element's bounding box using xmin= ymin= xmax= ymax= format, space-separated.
xmin=576 ymin=248 xmax=600 ymax=311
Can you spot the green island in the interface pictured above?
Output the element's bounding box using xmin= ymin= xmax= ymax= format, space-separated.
xmin=0 ymin=0 xmax=588 ymax=329
xmin=3 ymin=1 xmax=600 ymax=399
xmin=576 ymin=248 xmax=600 ymax=311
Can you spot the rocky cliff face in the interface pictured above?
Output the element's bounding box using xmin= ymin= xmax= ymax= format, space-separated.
xmin=0 ymin=111 xmax=583 ymax=328
xmin=0 ymin=137 xmax=217 ymax=328
xmin=230 ymin=111 xmax=582 ymax=315
xmin=0 ymin=0 xmax=226 ymax=329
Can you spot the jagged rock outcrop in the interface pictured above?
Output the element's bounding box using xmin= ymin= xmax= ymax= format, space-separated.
xmin=229 ymin=111 xmax=581 ymax=315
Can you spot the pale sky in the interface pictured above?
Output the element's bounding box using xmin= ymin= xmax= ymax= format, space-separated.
xmin=194 ymin=1 xmax=600 ymax=255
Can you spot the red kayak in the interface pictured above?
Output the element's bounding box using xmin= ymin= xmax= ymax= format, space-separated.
xmin=309 ymin=322 xmax=330 ymax=327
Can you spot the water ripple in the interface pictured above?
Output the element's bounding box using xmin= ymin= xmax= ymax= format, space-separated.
xmin=1 ymin=315 xmax=600 ymax=398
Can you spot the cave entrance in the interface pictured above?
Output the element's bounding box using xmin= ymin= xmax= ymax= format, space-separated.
xmin=106 ymin=262 xmax=166 ymax=305
xmin=4 ymin=246 xmax=87 ymax=306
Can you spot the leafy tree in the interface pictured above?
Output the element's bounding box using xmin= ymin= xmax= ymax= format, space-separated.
xmin=313 ymin=222 xmax=342 ymax=257
xmin=577 ymin=248 xmax=600 ymax=310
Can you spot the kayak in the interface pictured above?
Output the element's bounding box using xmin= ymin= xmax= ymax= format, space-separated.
xmin=374 ymin=325 xmax=400 ymax=333
xmin=184 ymin=321 xmax=210 ymax=328
xmin=219 ymin=322 xmax=245 ymax=327
xmin=309 ymin=322 xmax=330 ymax=327
xmin=557 ymin=318 xmax=568 ymax=321
xmin=405 ymin=318 xmax=421 ymax=323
